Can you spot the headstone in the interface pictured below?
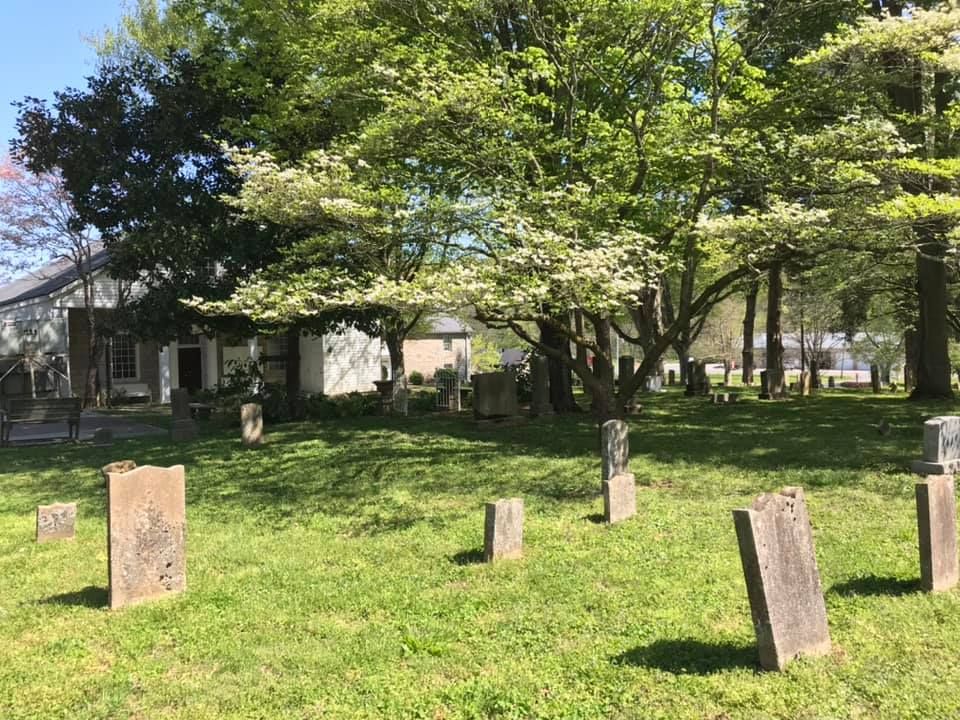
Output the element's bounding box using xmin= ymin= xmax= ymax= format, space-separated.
xmin=828 ymin=376 xmax=836 ymax=389
xmin=643 ymin=375 xmax=664 ymax=393
xmin=93 ymin=427 xmax=114 ymax=447
xmin=473 ymin=372 xmax=520 ymax=419
xmin=684 ymin=360 xmax=696 ymax=397
xmin=106 ymin=464 xmax=187 ymax=609
xmin=603 ymin=473 xmax=636 ymax=524
xmin=241 ymin=403 xmax=264 ymax=447
xmin=916 ymin=475 xmax=959 ymax=592
xmin=758 ymin=370 xmax=770 ymax=400
xmin=870 ymin=364 xmax=881 ymax=394
xmin=36 ymin=502 xmax=76 ymax=543
xmin=483 ymin=498 xmax=523 ymax=562
xmin=170 ymin=388 xmax=198 ymax=442
xmin=601 ymin=419 xmax=629 ymax=486
xmin=530 ymin=356 xmax=553 ymax=417
xmin=799 ymin=371 xmax=812 ymax=397
xmin=668 ymin=369 xmax=676 ymax=386
xmin=101 ymin=459 xmax=136 ymax=485
xmin=732 ymin=487 xmax=831 ymax=671
xmin=694 ymin=361 xmax=711 ymax=395
xmin=911 ymin=416 xmax=960 ymax=475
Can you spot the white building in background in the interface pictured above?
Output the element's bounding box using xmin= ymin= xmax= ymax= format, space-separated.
xmin=0 ymin=248 xmax=384 ymax=401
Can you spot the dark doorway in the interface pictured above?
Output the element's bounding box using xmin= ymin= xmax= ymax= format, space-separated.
xmin=178 ymin=347 xmax=203 ymax=394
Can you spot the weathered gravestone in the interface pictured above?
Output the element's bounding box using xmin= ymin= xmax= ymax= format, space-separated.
xmin=93 ymin=427 xmax=114 ymax=447
xmin=101 ymin=459 xmax=136 ymax=485
xmin=870 ymin=364 xmax=881 ymax=394
xmin=668 ymin=369 xmax=676 ymax=386
xmin=530 ymin=356 xmax=553 ymax=417
xmin=684 ymin=360 xmax=696 ymax=397
xmin=732 ymin=486 xmax=831 ymax=671
xmin=643 ymin=375 xmax=664 ymax=393
xmin=603 ymin=473 xmax=636 ymax=524
xmin=799 ymin=371 xmax=812 ymax=397
xmin=694 ymin=361 xmax=711 ymax=396
xmin=36 ymin=502 xmax=76 ymax=543
xmin=827 ymin=376 xmax=836 ymax=389
xmin=601 ymin=419 xmax=629 ymax=487
xmin=106 ymin=464 xmax=187 ymax=609
xmin=916 ymin=475 xmax=959 ymax=592
xmin=911 ymin=416 xmax=960 ymax=475
xmin=766 ymin=368 xmax=786 ymax=399
xmin=758 ymin=370 xmax=770 ymax=400
xmin=484 ymin=498 xmax=523 ymax=562
xmin=170 ymin=389 xmax=198 ymax=442
xmin=241 ymin=403 xmax=264 ymax=447
xmin=473 ymin=372 xmax=520 ymax=420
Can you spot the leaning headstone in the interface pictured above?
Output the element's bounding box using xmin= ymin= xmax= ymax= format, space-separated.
xmin=827 ymin=376 xmax=836 ymax=389
xmin=93 ymin=427 xmax=114 ymax=447
xmin=106 ymin=465 xmax=187 ymax=609
xmin=36 ymin=502 xmax=76 ymax=543
xmin=101 ymin=459 xmax=136 ymax=485
xmin=916 ymin=475 xmax=959 ymax=592
xmin=603 ymin=473 xmax=636 ymax=524
xmin=732 ymin=486 xmax=831 ymax=671
xmin=601 ymin=419 xmax=629 ymax=486
xmin=668 ymin=369 xmax=676 ymax=386
xmin=170 ymin=388 xmax=198 ymax=442
xmin=870 ymin=364 xmax=881 ymax=394
xmin=473 ymin=372 xmax=520 ymax=420
xmin=483 ymin=498 xmax=523 ymax=562
xmin=911 ymin=416 xmax=960 ymax=475
xmin=530 ymin=356 xmax=553 ymax=417
xmin=240 ymin=403 xmax=264 ymax=447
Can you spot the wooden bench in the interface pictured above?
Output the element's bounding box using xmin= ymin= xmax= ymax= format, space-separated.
xmin=0 ymin=398 xmax=82 ymax=446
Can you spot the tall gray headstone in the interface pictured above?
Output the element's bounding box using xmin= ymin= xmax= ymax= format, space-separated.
xmin=733 ymin=486 xmax=831 ymax=671
xmin=601 ymin=419 xmax=629 ymax=487
xmin=170 ymin=388 xmax=197 ymax=442
xmin=827 ymin=376 xmax=836 ymax=389
xmin=107 ymin=464 xmax=187 ymax=609
xmin=668 ymin=369 xmax=676 ymax=386
xmin=603 ymin=473 xmax=636 ymax=524
xmin=916 ymin=475 xmax=959 ymax=592
xmin=36 ymin=502 xmax=76 ymax=543
xmin=241 ymin=403 xmax=264 ymax=447
xmin=530 ymin=356 xmax=553 ymax=417
xmin=911 ymin=416 xmax=960 ymax=475
xmin=484 ymin=498 xmax=523 ymax=562
xmin=759 ymin=370 xmax=770 ymax=399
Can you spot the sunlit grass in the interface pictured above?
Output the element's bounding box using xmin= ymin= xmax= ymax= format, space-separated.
xmin=1 ymin=390 xmax=959 ymax=718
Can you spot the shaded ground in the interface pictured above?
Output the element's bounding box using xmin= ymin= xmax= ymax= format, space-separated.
xmin=5 ymin=410 xmax=166 ymax=445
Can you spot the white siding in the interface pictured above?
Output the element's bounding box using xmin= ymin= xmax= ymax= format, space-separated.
xmin=321 ymin=328 xmax=382 ymax=395
xmin=0 ymin=304 xmax=69 ymax=357
xmin=299 ymin=334 xmax=325 ymax=394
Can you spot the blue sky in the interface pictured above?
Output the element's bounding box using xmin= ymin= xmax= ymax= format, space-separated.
xmin=1 ymin=1 xmax=126 ymax=153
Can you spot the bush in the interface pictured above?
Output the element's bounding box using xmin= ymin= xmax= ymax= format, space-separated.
xmin=409 ymin=371 xmax=424 ymax=386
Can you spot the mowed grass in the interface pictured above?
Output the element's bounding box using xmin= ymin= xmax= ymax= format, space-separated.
xmin=2 ymin=391 xmax=960 ymax=719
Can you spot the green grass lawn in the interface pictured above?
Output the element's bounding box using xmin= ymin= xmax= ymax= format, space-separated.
xmin=2 ymin=391 xmax=960 ymax=719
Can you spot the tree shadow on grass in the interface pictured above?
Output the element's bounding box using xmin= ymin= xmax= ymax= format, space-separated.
xmin=39 ymin=586 xmax=108 ymax=609
xmin=450 ymin=549 xmax=485 ymax=565
xmin=582 ymin=513 xmax=605 ymax=524
xmin=829 ymin=575 xmax=920 ymax=597
xmin=614 ymin=638 xmax=758 ymax=675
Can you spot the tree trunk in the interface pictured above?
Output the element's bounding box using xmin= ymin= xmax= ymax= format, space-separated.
xmin=766 ymin=262 xmax=786 ymax=398
xmin=723 ymin=359 xmax=732 ymax=387
xmin=590 ymin=316 xmax=619 ymax=420
xmin=285 ymin=325 xmax=304 ymax=419
xmin=911 ymin=239 xmax=953 ymax=399
xmin=904 ymin=327 xmax=919 ymax=392
xmin=538 ymin=316 xmax=579 ymax=413
xmin=384 ymin=327 xmax=408 ymax=415
xmin=741 ymin=281 xmax=759 ymax=385
xmin=84 ymin=308 xmax=100 ymax=408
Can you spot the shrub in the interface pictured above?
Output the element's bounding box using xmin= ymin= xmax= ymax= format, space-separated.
xmin=409 ymin=371 xmax=424 ymax=386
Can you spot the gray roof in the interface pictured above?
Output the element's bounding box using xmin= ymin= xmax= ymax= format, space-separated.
xmin=424 ymin=315 xmax=473 ymax=335
xmin=0 ymin=245 xmax=110 ymax=308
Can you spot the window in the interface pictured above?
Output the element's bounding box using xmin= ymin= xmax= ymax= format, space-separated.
xmin=112 ymin=335 xmax=138 ymax=379
xmin=265 ymin=335 xmax=289 ymax=371
xmin=443 ymin=335 xmax=453 ymax=351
